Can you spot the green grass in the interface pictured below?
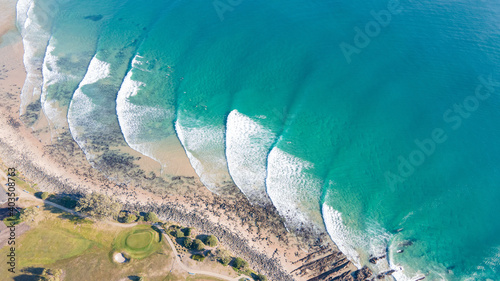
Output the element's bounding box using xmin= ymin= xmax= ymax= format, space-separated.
xmin=126 ymin=231 xmax=154 ymax=249
xmin=17 ymin=227 xmax=93 ymax=267
xmin=113 ymin=225 xmax=162 ymax=259
xmin=0 ymin=208 xmax=104 ymax=268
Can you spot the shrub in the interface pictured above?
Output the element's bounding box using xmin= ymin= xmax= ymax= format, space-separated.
xmin=204 ymin=235 xmax=218 ymax=247
xmin=254 ymin=273 xmax=267 ymax=281
xmin=144 ymin=212 xmax=158 ymax=222
xmin=192 ymin=254 xmax=205 ymax=262
xmin=183 ymin=237 xmax=192 ymax=248
xmin=216 ymin=248 xmax=231 ymax=266
xmin=57 ymin=196 xmax=78 ymax=209
xmin=233 ymin=257 xmax=248 ymax=269
xmin=137 ymin=216 xmax=144 ymax=222
xmin=172 ymin=229 xmax=184 ymax=238
xmin=219 ymin=255 xmax=231 ymax=266
xmin=182 ymin=227 xmax=192 ymax=236
xmin=192 ymin=239 xmax=205 ymax=251
xmin=124 ymin=213 xmax=137 ymax=223
xmin=75 ymin=193 xmax=121 ymax=220
xmin=19 ymin=207 xmax=38 ymax=222
xmin=40 ymin=192 xmax=50 ymax=200
xmin=39 ymin=268 xmax=62 ymax=281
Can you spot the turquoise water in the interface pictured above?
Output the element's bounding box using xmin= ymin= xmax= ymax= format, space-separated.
xmin=15 ymin=0 xmax=500 ymax=279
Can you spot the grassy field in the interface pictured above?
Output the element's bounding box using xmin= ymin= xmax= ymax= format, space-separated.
xmin=17 ymin=227 xmax=93 ymax=267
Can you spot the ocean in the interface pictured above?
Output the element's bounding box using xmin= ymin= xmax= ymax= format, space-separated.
xmin=14 ymin=0 xmax=500 ymax=279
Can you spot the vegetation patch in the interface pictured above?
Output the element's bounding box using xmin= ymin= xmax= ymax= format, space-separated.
xmin=191 ymin=254 xmax=205 ymax=262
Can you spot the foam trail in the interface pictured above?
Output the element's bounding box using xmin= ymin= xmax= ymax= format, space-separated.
xmin=225 ymin=110 xmax=276 ymax=205
xmin=175 ymin=117 xmax=232 ymax=194
xmin=16 ymin=0 xmax=55 ymax=117
xmin=67 ymin=56 xmax=110 ymax=158
xmin=40 ymin=41 xmax=81 ymax=138
xmin=322 ymin=203 xmax=365 ymax=268
xmin=116 ymin=56 xmax=173 ymax=167
xmin=265 ymin=147 xmax=323 ymax=232
xmin=322 ymin=200 xmax=431 ymax=281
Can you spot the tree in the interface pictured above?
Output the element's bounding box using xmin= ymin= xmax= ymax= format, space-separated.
xmin=183 ymin=237 xmax=192 ymax=248
xmin=19 ymin=207 xmax=38 ymax=222
xmin=216 ymin=249 xmax=231 ymax=266
xmin=124 ymin=213 xmax=137 ymax=223
xmin=192 ymin=239 xmax=205 ymax=251
xmin=233 ymin=257 xmax=248 ymax=269
xmin=75 ymin=192 xmax=121 ymax=220
xmin=144 ymin=211 xmax=158 ymax=222
xmin=183 ymin=227 xmax=192 ymax=237
xmin=39 ymin=268 xmax=62 ymax=281
xmin=204 ymin=235 xmax=218 ymax=247
xmin=40 ymin=192 xmax=49 ymax=200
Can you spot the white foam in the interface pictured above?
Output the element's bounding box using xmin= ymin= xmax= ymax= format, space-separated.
xmin=322 ymin=202 xmax=412 ymax=277
xmin=322 ymin=203 xmax=365 ymax=268
xmin=16 ymin=0 xmax=54 ymax=115
xmin=116 ymin=66 xmax=173 ymax=167
xmin=67 ymin=56 xmax=110 ymax=155
xmin=40 ymin=42 xmax=74 ymax=135
xmin=225 ymin=110 xmax=276 ymax=205
xmin=322 ymin=200 xmax=440 ymax=281
xmin=175 ymin=116 xmax=231 ymax=193
xmin=265 ymin=147 xmax=323 ymax=232
xmin=79 ymin=56 xmax=110 ymax=86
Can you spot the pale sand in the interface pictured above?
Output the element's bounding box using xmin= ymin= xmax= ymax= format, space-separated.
xmin=0 ymin=3 xmax=364 ymax=280
xmin=113 ymin=253 xmax=127 ymax=263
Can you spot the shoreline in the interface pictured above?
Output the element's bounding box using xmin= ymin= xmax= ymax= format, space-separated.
xmin=0 ymin=3 xmax=371 ymax=280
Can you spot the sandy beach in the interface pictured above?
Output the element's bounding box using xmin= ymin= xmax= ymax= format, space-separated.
xmin=0 ymin=2 xmax=372 ymax=280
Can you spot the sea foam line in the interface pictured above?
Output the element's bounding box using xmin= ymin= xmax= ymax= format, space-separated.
xmin=67 ymin=56 xmax=110 ymax=157
xmin=225 ymin=110 xmax=276 ymax=205
xmin=116 ymin=59 xmax=173 ymax=167
xmin=265 ymin=147 xmax=323 ymax=232
xmin=174 ymin=116 xmax=232 ymax=194
xmin=322 ymin=200 xmax=432 ymax=281
xmin=40 ymin=40 xmax=82 ymax=138
xmin=16 ymin=0 xmax=52 ymax=116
